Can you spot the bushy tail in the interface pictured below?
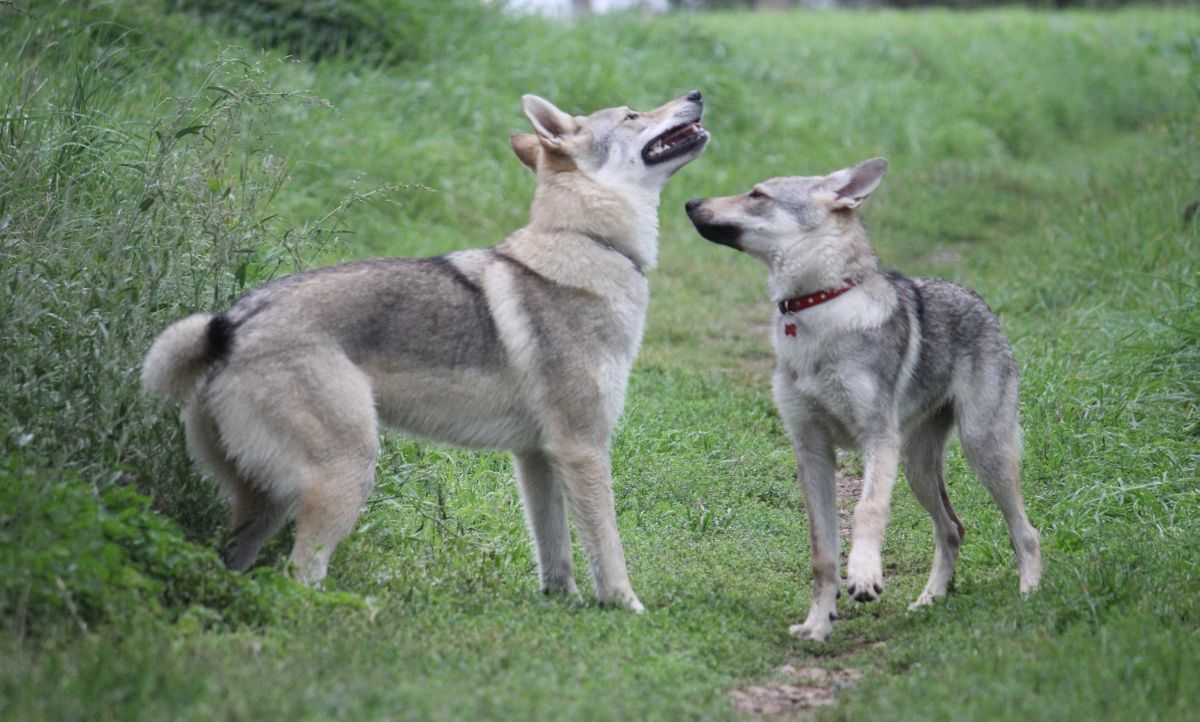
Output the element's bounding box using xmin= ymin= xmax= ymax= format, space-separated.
xmin=142 ymin=313 xmax=216 ymax=402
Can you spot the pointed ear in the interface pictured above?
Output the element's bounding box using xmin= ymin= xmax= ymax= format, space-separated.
xmin=510 ymin=133 xmax=540 ymax=173
xmin=521 ymin=94 xmax=577 ymax=144
xmin=825 ymin=157 xmax=889 ymax=210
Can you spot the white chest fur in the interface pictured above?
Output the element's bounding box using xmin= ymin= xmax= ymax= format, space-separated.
xmin=773 ymin=286 xmax=897 ymax=400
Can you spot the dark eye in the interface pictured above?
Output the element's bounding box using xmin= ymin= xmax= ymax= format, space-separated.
xmin=748 ymin=188 xmax=766 ymax=199
xmin=624 ymin=112 xmax=639 ymax=121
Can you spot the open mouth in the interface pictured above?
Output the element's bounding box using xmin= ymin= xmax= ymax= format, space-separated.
xmin=642 ymin=122 xmax=708 ymax=165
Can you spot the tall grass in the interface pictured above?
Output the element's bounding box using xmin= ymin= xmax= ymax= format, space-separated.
xmin=0 ymin=4 xmax=382 ymax=636
xmin=164 ymin=0 xmax=501 ymax=65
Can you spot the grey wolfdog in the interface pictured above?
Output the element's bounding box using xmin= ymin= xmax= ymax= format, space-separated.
xmin=142 ymin=91 xmax=710 ymax=611
xmin=685 ymin=158 xmax=1041 ymax=640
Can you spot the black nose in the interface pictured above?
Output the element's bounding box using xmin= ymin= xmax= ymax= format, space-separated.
xmin=687 ymin=90 xmax=702 ymax=103
xmin=685 ymin=198 xmax=703 ymax=213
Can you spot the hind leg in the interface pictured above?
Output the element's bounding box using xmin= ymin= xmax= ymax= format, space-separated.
xmin=902 ymin=407 xmax=965 ymax=610
xmin=209 ymin=353 xmax=380 ymax=587
xmin=184 ymin=399 xmax=288 ymax=572
xmin=288 ymin=454 xmax=376 ymax=587
xmin=958 ymin=400 xmax=1041 ymax=594
xmin=514 ymin=450 xmax=577 ymax=595
xmin=224 ymin=482 xmax=290 ymax=572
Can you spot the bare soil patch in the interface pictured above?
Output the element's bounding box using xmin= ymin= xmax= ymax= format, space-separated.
xmin=835 ymin=470 xmax=862 ymax=541
xmin=729 ymin=665 xmax=865 ymax=718
xmin=729 ymin=468 xmax=865 ymax=717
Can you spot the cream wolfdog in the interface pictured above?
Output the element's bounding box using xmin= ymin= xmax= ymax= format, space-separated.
xmin=143 ymin=92 xmax=710 ymax=610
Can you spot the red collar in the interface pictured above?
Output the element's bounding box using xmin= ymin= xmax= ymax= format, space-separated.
xmin=777 ymin=279 xmax=857 ymax=315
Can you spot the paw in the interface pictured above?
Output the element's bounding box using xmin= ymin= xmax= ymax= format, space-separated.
xmin=600 ymin=588 xmax=645 ymax=613
xmin=788 ymin=606 xmax=836 ymax=642
xmin=1018 ymin=568 xmax=1041 ymax=595
xmin=907 ymin=591 xmax=939 ymax=611
xmin=541 ymin=577 xmax=580 ymax=597
xmin=788 ymin=619 xmax=832 ymax=642
xmin=845 ymin=570 xmax=884 ymax=603
xmin=286 ymin=559 xmax=327 ymax=589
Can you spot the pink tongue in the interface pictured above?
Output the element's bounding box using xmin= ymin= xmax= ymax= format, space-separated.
xmin=665 ymin=123 xmax=697 ymax=143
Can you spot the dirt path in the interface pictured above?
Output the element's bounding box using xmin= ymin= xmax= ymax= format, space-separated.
xmin=728 ymin=469 xmax=865 ymax=718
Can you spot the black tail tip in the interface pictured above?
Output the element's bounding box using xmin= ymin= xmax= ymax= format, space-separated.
xmin=205 ymin=314 xmax=234 ymax=364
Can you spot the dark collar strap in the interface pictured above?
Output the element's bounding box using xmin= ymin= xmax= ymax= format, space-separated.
xmin=547 ymin=228 xmax=644 ymax=276
xmin=581 ymin=232 xmax=644 ymax=276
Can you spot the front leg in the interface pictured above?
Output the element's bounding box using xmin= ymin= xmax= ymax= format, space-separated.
xmin=514 ymin=450 xmax=578 ymax=596
xmin=845 ymin=433 xmax=901 ymax=602
xmin=547 ymin=442 xmax=643 ymax=612
xmin=786 ymin=428 xmax=840 ymax=642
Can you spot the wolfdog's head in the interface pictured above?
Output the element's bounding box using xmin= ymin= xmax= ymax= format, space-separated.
xmin=510 ymin=91 xmax=709 ymax=192
xmin=684 ymin=158 xmax=888 ymax=265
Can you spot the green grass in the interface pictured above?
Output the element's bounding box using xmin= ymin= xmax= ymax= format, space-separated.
xmin=1 ymin=2 xmax=1197 ymax=720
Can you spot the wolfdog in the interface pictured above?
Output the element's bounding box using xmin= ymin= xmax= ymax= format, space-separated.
xmin=142 ymin=91 xmax=710 ymax=611
xmin=685 ymin=158 xmax=1041 ymax=640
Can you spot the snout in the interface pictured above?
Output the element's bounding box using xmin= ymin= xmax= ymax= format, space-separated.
xmin=684 ymin=198 xmax=742 ymax=251
xmin=647 ymin=91 xmax=704 ymax=123
xmin=642 ymin=92 xmax=709 ymax=166
xmin=674 ymin=90 xmax=703 ymax=119
xmin=684 ymin=197 xmax=712 ymax=225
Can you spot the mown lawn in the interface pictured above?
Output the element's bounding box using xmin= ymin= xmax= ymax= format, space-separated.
xmin=1 ymin=3 xmax=1197 ymax=721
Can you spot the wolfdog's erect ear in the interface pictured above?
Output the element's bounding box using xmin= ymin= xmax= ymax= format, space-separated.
xmin=521 ymin=95 xmax=578 ymax=147
xmin=510 ymin=133 xmax=541 ymax=173
xmin=825 ymin=157 xmax=889 ymax=210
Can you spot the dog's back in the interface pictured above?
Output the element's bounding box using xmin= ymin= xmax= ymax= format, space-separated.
xmin=897 ymin=274 xmax=1019 ymax=436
